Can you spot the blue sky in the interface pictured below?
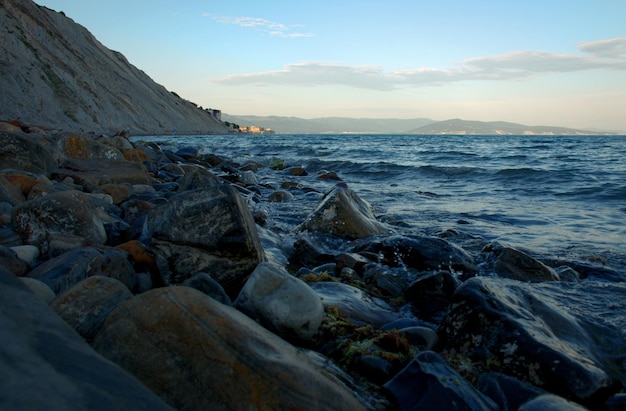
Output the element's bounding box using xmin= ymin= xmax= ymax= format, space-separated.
xmin=35 ymin=0 xmax=626 ymax=130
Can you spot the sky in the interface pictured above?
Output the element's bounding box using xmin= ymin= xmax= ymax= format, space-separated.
xmin=34 ymin=0 xmax=626 ymax=131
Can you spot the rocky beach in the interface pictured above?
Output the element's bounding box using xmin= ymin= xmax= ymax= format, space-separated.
xmin=0 ymin=122 xmax=624 ymax=410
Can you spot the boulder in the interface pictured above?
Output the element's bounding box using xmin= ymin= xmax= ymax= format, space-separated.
xmin=477 ymin=372 xmax=546 ymax=411
xmin=383 ymin=351 xmax=498 ymax=411
xmin=182 ymin=272 xmax=232 ymax=305
xmin=0 ymin=131 xmax=54 ymax=175
xmin=93 ymin=286 xmax=367 ymax=411
xmin=148 ymin=186 xmax=265 ymax=297
xmin=0 ymin=267 xmax=174 ymax=411
xmin=53 ymin=133 xmax=124 ymax=161
xmin=438 ymin=277 xmax=626 ymax=406
xmin=518 ymin=394 xmax=590 ymax=411
xmin=19 ymin=277 xmax=56 ymax=304
xmin=300 ymin=185 xmax=386 ymax=239
xmin=358 ymin=235 xmax=478 ymax=275
xmin=404 ymin=270 xmax=462 ymax=323
xmin=234 ymin=262 xmax=324 ymax=340
xmin=483 ymin=243 xmax=560 ymax=282
xmin=176 ymin=165 xmax=222 ymax=191
xmin=51 ymin=276 xmax=133 ymax=342
xmin=12 ymin=190 xmax=107 ymax=248
xmin=26 ymin=247 xmax=136 ymax=294
xmin=0 ymin=244 xmax=30 ymax=276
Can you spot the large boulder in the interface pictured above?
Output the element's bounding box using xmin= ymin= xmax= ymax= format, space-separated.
xmin=483 ymin=243 xmax=560 ymax=282
xmin=234 ymin=262 xmax=324 ymax=340
xmin=0 ymin=131 xmax=54 ymax=175
xmin=51 ymin=158 xmax=151 ymax=190
xmin=51 ymin=276 xmax=133 ymax=343
xmin=300 ymin=185 xmax=387 ymax=239
xmin=53 ymin=133 xmax=124 ymax=161
xmin=438 ymin=277 xmax=626 ymax=407
xmin=12 ymin=190 xmax=107 ymax=248
xmin=147 ymin=186 xmax=265 ymax=297
xmin=93 ymin=286 xmax=367 ymax=411
xmin=0 ymin=267 xmax=174 ymax=411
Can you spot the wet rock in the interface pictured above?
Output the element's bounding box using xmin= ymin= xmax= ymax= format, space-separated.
xmin=285 ymin=165 xmax=308 ymax=176
xmin=235 ymin=262 xmax=324 ymax=340
xmin=12 ymin=190 xmax=107 ymax=248
xmin=176 ymin=165 xmax=222 ymax=191
xmin=483 ymin=243 xmax=560 ymax=282
xmin=311 ymin=281 xmax=401 ymax=328
xmin=26 ymin=246 xmax=136 ymax=294
xmin=404 ymin=270 xmax=462 ymax=323
xmin=0 ymin=131 xmax=54 ymax=175
xmin=518 ymin=394 xmax=590 ymax=411
xmin=397 ymin=326 xmax=439 ymax=350
xmin=291 ymin=234 xmax=336 ymax=268
xmin=358 ymin=234 xmax=478 ymax=275
xmin=300 ymin=185 xmax=386 ymax=239
xmin=93 ymin=286 xmax=367 ymax=411
xmin=182 ymin=272 xmax=232 ymax=306
xmin=174 ymin=146 xmax=199 ymax=159
xmin=268 ymin=189 xmax=294 ymax=202
xmin=0 ymin=267 xmax=174 ymax=411
xmin=477 ymin=372 xmax=546 ymax=411
xmin=383 ymin=351 xmax=498 ymax=411
xmin=438 ymin=277 xmax=626 ymax=405
xmin=51 ymin=276 xmax=133 ymax=342
xmin=147 ymin=185 xmax=265 ymax=297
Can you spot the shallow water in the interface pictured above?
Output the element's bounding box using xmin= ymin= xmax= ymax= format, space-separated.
xmin=136 ymin=134 xmax=626 ymax=275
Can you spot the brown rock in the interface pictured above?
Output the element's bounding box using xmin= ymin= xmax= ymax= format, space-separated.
xmin=93 ymin=286 xmax=367 ymax=411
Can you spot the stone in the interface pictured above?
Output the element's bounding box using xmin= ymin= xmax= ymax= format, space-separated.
xmin=93 ymin=286 xmax=367 ymax=411
xmin=148 ymin=186 xmax=265 ymax=297
xmin=438 ymin=277 xmax=626 ymax=405
xmin=358 ymin=234 xmax=478 ymax=275
xmin=176 ymin=165 xmax=222 ymax=191
xmin=53 ymin=132 xmax=124 ymax=161
xmin=300 ymin=185 xmax=386 ymax=239
xmin=0 ymin=174 xmax=26 ymax=205
xmin=0 ymin=131 xmax=54 ymax=175
xmin=383 ymin=351 xmax=498 ymax=411
xmin=0 ymin=171 xmax=52 ymax=198
xmin=51 ymin=276 xmax=133 ymax=342
xmin=12 ymin=190 xmax=107 ymax=248
xmin=26 ymin=246 xmax=136 ymax=294
xmin=0 ymin=267 xmax=174 ymax=411
xmin=268 ymin=189 xmax=295 ymax=202
xmin=477 ymin=372 xmax=546 ymax=411
xmin=518 ymin=394 xmax=590 ymax=411
xmin=52 ymin=158 xmax=151 ymax=190
xmin=10 ymin=244 xmax=40 ymax=267
xmin=311 ymin=281 xmax=401 ymax=328
xmin=404 ymin=270 xmax=462 ymax=323
xmin=19 ymin=277 xmax=56 ymax=304
xmin=483 ymin=243 xmax=560 ymax=282
xmin=182 ymin=272 xmax=232 ymax=306
xmin=234 ymin=262 xmax=324 ymax=340
xmin=0 ymin=245 xmax=30 ymax=276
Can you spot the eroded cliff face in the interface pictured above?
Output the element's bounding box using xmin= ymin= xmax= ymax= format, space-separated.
xmin=0 ymin=0 xmax=229 ymax=135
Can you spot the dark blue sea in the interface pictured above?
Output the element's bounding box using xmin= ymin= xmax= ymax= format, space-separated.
xmin=139 ymin=134 xmax=626 ymax=276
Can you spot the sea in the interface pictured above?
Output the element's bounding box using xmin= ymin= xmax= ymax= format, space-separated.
xmin=137 ymin=133 xmax=626 ymax=277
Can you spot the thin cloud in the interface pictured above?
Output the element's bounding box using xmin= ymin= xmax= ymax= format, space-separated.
xmin=214 ymin=37 xmax=626 ymax=90
xmin=204 ymin=14 xmax=313 ymax=38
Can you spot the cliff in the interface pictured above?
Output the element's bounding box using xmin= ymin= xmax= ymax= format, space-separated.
xmin=0 ymin=0 xmax=229 ymax=135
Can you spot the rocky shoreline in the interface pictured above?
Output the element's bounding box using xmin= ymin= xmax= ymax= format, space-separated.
xmin=1 ymin=121 xmax=624 ymax=410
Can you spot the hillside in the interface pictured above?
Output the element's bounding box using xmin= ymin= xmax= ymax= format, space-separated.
xmin=0 ymin=0 xmax=228 ymax=135
xmin=408 ymin=119 xmax=606 ymax=135
xmin=222 ymin=114 xmax=434 ymax=134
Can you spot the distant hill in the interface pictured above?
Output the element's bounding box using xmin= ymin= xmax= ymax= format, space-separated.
xmin=222 ymin=115 xmax=435 ymax=134
xmin=408 ymin=119 xmax=609 ymax=135
xmin=0 ymin=0 xmax=228 ymax=135
xmin=223 ymin=115 xmax=615 ymax=135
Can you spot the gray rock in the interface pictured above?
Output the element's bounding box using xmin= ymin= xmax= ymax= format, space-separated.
xmin=182 ymin=272 xmax=232 ymax=306
xmin=0 ymin=132 xmax=54 ymax=175
xmin=311 ymin=281 xmax=401 ymax=328
xmin=0 ymin=267 xmax=174 ymax=411
xmin=51 ymin=275 xmax=133 ymax=342
xmin=19 ymin=277 xmax=56 ymax=304
xmin=518 ymin=394 xmax=589 ymax=411
xmin=438 ymin=277 xmax=626 ymax=404
xmin=148 ymin=186 xmax=265 ymax=297
xmin=0 ymin=244 xmax=30 ymax=276
xmin=235 ymin=262 xmax=324 ymax=340
xmin=301 ymin=185 xmax=387 ymax=239
xmin=10 ymin=244 xmax=39 ymax=267
xmin=383 ymin=351 xmax=498 ymax=411
xmin=12 ymin=190 xmax=107 ymax=248
xmin=93 ymin=286 xmax=367 ymax=411
xmin=176 ymin=165 xmax=222 ymax=191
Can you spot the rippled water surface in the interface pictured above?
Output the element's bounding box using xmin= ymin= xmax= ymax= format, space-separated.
xmin=138 ymin=134 xmax=626 ymax=271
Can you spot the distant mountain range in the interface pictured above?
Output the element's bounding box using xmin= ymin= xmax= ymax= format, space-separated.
xmin=223 ymin=114 xmax=617 ymax=135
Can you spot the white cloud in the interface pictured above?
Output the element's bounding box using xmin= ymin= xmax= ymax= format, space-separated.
xmin=214 ymin=37 xmax=626 ymax=90
xmin=204 ymin=14 xmax=313 ymax=38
